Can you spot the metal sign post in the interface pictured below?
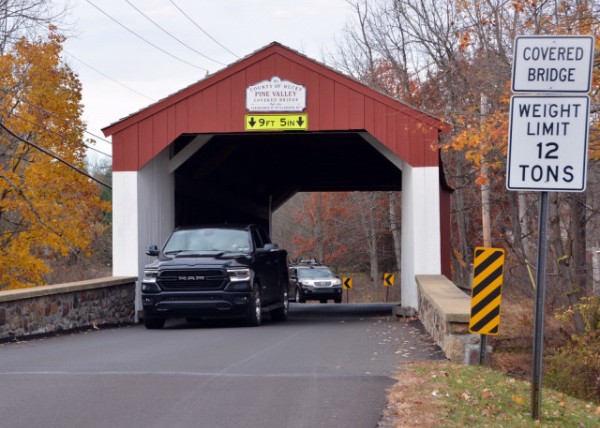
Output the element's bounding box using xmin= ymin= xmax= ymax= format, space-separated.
xmin=531 ymin=191 xmax=549 ymax=419
xmin=479 ymin=335 xmax=487 ymax=366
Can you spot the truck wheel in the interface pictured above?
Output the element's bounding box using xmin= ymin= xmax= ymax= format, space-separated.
xmin=144 ymin=316 xmax=165 ymax=329
xmin=271 ymin=289 xmax=289 ymax=322
xmin=295 ymin=288 xmax=305 ymax=303
xmin=246 ymin=287 xmax=262 ymax=326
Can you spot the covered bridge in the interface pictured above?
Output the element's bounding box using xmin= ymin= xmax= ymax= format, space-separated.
xmin=102 ymin=42 xmax=452 ymax=316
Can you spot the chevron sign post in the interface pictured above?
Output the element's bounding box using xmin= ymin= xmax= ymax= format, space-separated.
xmin=383 ymin=273 xmax=394 ymax=302
xmin=343 ymin=277 xmax=352 ymax=303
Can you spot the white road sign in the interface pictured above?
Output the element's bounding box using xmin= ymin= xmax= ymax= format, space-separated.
xmin=512 ymin=35 xmax=594 ymax=93
xmin=506 ymin=95 xmax=590 ymax=191
xmin=246 ymin=76 xmax=307 ymax=112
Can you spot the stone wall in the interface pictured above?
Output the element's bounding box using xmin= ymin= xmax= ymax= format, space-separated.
xmin=0 ymin=277 xmax=136 ymax=342
xmin=416 ymin=274 xmax=489 ymax=365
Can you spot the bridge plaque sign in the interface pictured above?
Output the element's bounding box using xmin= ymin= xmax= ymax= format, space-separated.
xmin=246 ymin=76 xmax=306 ymax=112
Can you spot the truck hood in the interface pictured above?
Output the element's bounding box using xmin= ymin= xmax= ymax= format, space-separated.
xmin=145 ymin=251 xmax=252 ymax=270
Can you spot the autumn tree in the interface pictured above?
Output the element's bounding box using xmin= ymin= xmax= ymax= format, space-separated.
xmin=289 ymin=192 xmax=352 ymax=267
xmin=0 ymin=31 xmax=109 ymax=289
xmin=280 ymin=190 xmax=398 ymax=287
xmin=332 ymin=0 xmax=600 ymax=316
xmin=449 ymin=1 xmax=600 ymax=330
xmin=0 ymin=0 xmax=67 ymax=54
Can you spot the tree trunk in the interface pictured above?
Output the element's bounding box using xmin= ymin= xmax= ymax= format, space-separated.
xmin=367 ymin=195 xmax=379 ymax=285
xmin=548 ymin=193 xmax=585 ymax=332
xmin=567 ymin=193 xmax=587 ymax=333
xmin=388 ymin=192 xmax=402 ymax=276
xmin=518 ymin=192 xmax=535 ymax=264
xmin=316 ymin=192 xmax=324 ymax=263
xmin=480 ymin=93 xmax=491 ymax=247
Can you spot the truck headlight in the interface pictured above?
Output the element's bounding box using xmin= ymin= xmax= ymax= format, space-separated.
xmin=143 ymin=270 xmax=158 ymax=283
xmin=225 ymin=268 xmax=252 ymax=292
xmin=227 ymin=268 xmax=251 ymax=282
xmin=142 ymin=270 xmax=160 ymax=293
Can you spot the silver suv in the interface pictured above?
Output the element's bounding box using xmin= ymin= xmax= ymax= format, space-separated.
xmin=289 ymin=262 xmax=342 ymax=304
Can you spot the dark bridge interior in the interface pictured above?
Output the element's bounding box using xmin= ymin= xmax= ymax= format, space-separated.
xmin=173 ymin=131 xmax=403 ymax=228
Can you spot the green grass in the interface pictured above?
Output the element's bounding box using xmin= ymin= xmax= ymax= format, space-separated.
xmin=401 ymin=362 xmax=599 ymax=427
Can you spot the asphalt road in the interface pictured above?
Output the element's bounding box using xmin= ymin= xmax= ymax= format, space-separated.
xmin=0 ymin=303 xmax=444 ymax=428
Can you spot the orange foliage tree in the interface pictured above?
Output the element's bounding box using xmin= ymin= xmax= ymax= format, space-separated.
xmin=0 ymin=31 xmax=109 ymax=289
xmin=444 ymin=0 xmax=600 ymax=314
xmin=291 ymin=192 xmax=352 ymax=266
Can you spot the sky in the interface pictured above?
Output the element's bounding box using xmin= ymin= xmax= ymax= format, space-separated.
xmin=57 ymin=0 xmax=355 ymax=161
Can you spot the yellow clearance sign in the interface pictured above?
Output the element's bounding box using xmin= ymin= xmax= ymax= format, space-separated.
xmin=245 ymin=114 xmax=308 ymax=131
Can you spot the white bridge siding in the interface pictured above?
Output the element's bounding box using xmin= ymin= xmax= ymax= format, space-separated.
xmin=362 ymin=133 xmax=442 ymax=309
xmin=112 ymin=149 xmax=174 ymax=318
xmin=401 ymin=165 xmax=442 ymax=308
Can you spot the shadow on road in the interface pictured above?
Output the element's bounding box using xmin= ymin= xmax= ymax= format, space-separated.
xmin=288 ymin=302 xmax=395 ymax=319
xmin=163 ymin=302 xmax=399 ymax=329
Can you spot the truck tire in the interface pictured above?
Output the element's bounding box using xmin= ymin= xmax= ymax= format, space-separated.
xmin=144 ymin=316 xmax=165 ymax=329
xmin=246 ymin=287 xmax=262 ymax=326
xmin=271 ymin=288 xmax=289 ymax=322
xmin=295 ymin=288 xmax=305 ymax=303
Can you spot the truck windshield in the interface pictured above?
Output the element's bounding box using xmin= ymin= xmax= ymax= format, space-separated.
xmin=163 ymin=229 xmax=252 ymax=253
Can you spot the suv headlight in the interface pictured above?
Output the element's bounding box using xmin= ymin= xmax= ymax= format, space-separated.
xmin=301 ymin=280 xmax=313 ymax=287
xmin=227 ymin=268 xmax=251 ymax=282
xmin=332 ymin=279 xmax=342 ymax=286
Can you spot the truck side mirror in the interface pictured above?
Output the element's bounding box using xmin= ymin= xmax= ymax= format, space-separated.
xmin=146 ymin=245 xmax=160 ymax=257
xmin=256 ymin=243 xmax=278 ymax=254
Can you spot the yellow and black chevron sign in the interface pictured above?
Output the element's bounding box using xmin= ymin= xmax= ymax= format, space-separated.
xmin=469 ymin=247 xmax=505 ymax=335
xmin=383 ymin=273 xmax=394 ymax=287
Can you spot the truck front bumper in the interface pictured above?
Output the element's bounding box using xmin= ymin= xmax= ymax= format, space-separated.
xmin=142 ymin=291 xmax=253 ymax=320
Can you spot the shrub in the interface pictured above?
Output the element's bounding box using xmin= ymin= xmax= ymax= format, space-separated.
xmin=545 ymin=296 xmax=600 ymax=403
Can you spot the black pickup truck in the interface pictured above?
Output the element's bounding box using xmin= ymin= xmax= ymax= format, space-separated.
xmin=141 ymin=224 xmax=289 ymax=329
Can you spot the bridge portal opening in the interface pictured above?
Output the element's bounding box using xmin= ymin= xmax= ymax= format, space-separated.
xmin=171 ymin=131 xmax=402 ymax=229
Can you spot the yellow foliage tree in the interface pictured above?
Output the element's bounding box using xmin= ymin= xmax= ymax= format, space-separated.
xmin=0 ymin=31 xmax=109 ymax=289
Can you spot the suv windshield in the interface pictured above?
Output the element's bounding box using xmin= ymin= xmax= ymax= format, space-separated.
xmin=297 ymin=267 xmax=335 ymax=279
xmin=163 ymin=228 xmax=252 ymax=253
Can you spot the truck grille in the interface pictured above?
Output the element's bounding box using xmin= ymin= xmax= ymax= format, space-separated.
xmin=158 ymin=269 xmax=227 ymax=290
